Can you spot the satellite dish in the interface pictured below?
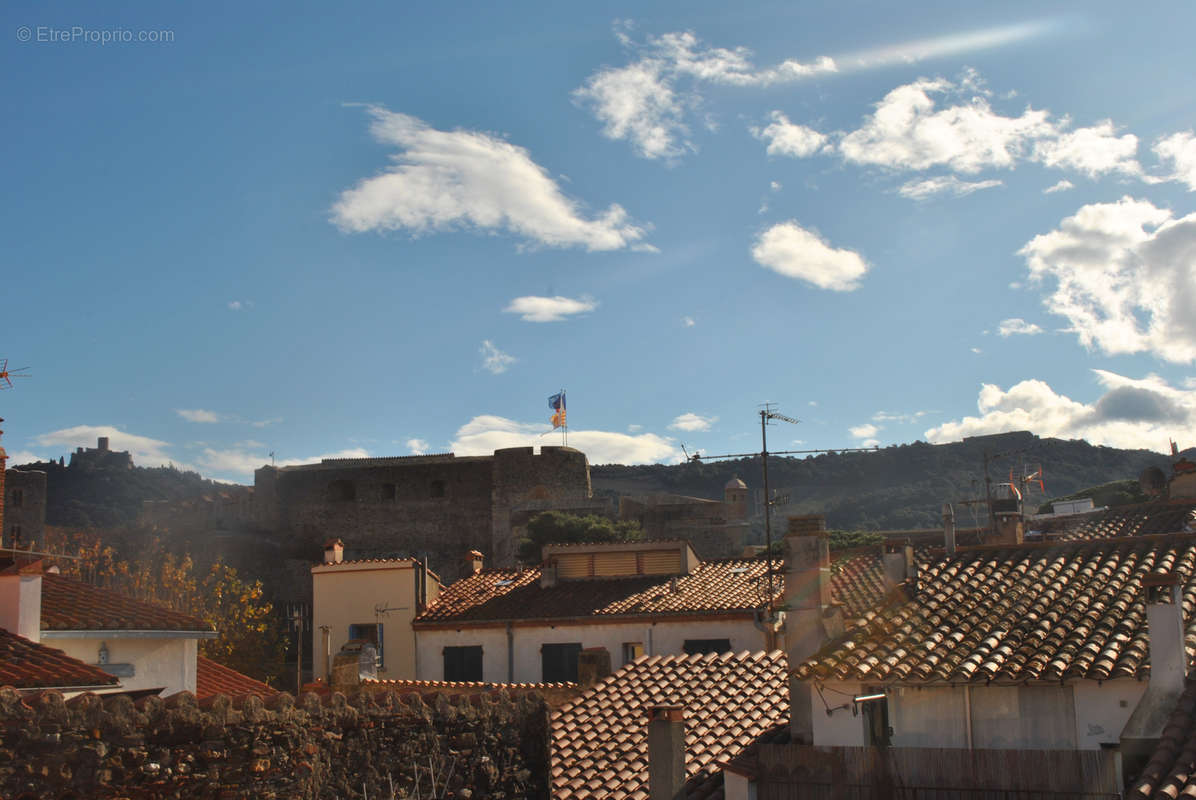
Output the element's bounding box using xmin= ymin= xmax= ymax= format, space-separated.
xmin=1139 ymin=466 xmax=1167 ymax=496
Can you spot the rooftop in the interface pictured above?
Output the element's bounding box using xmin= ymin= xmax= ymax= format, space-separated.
xmin=1030 ymin=500 xmax=1196 ymax=542
xmin=413 ymin=558 xmax=781 ymax=626
xmin=194 ymin=655 xmax=278 ymax=700
xmin=795 ymin=533 xmax=1196 ymax=685
xmin=0 ymin=628 xmax=120 ymax=691
xmin=1127 ymin=680 xmax=1196 ymax=799
xmin=40 ymin=574 xmax=216 ymax=634
xmin=551 ymin=650 xmax=788 ymax=800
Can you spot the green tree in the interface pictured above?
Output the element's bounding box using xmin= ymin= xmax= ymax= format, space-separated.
xmin=517 ymin=512 xmax=643 ymax=562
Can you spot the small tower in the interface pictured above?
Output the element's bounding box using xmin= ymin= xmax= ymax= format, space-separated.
xmin=724 ymin=475 xmax=748 ymax=520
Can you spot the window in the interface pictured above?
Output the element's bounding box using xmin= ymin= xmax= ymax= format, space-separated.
xmin=430 ymin=480 xmax=446 ymax=498
xmin=683 ymin=638 xmax=731 ymax=655
xmin=381 ymin=483 xmax=396 ymax=501
xmin=541 ymin=642 xmax=582 ymax=683
xmin=328 ymin=480 xmax=356 ymax=502
xmin=11 ymin=490 xmax=23 ymax=508
xmin=622 ymin=642 xmax=644 ymax=665
xmin=348 ymin=623 xmax=383 ymax=669
xmin=443 ymin=646 xmax=483 ymax=682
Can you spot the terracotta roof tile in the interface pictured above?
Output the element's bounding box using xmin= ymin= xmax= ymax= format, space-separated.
xmin=796 ymin=533 xmax=1196 ymax=685
xmin=1128 ymin=681 xmax=1196 ymax=799
xmin=551 ymin=650 xmax=788 ymax=800
xmin=194 ymin=655 xmax=278 ymax=699
xmin=1032 ymin=500 xmax=1196 ymax=542
xmin=0 ymin=628 xmax=120 ymax=691
xmin=40 ymin=575 xmax=215 ymax=633
xmin=363 ymin=677 xmax=576 ymax=691
xmin=415 ymin=559 xmax=780 ymax=624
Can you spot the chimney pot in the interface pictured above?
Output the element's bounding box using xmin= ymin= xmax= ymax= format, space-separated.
xmin=1144 ymin=572 xmax=1187 ymax=694
xmin=465 ymin=549 xmax=484 ymax=575
xmin=540 ymin=561 xmax=558 ymax=589
xmin=647 ymin=705 xmax=686 ymax=800
xmin=323 ymin=538 xmax=344 ymax=565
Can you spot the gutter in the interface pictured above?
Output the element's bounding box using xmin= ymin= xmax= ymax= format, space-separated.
xmin=42 ymin=629 xmax=218 ymax=639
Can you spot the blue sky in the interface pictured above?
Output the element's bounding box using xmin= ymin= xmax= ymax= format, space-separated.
xmin=3 ymin=1 xmax=1195 ymax=482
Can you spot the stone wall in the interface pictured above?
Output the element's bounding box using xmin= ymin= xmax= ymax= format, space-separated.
xmin=0 ymin=685 xmax=551 ymax=799
xmin=4 ymin=468 xmax=46 ymax=550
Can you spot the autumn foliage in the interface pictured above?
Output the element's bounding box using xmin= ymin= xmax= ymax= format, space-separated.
xmin=43 ymin=526 xmax=288 ymax=685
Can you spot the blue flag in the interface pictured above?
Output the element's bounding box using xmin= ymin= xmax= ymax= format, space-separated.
xmin=548 ymin=391 xmax=566 ymax=411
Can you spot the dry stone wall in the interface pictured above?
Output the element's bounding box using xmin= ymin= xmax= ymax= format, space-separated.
xmin=0 ymin=686 xmax=550 ymax=799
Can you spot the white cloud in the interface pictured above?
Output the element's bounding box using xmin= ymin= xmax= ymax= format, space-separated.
xmin=669 ymin=412 xmax=717 ymax=432
xmin=1044 ymin=179 xmax=1074 ymax=194
xmin=407 ymin=438 xmax=430 ymax=455
xmin=479 ymin=340 xmax=516 ymax=374
xmin=450 ymin=415 xmax=681 ymax=464
xmin=681 ymin=315 xmax=695 ymax=327
xmin=770 ymin=181 xmax=782 ymax=192
xmin=197 ymin=446 xmax=370 ymax=478
xmin=872 ymin=410 xmax=929 ymax=424
xmin=627 ymin=424 xmax=643 ymax=433
xmin=925 ymin=371 xmax=1196 ymax=452
xmin=1031 ymin=120 xmax=1140 ymax=177
xmin=1155 ymin=131 xmax=1196 ymax=190
xmin=176 ymin=409 xmax=222 ymax=424
xmin=859 ymin=438 xmax=880 ymax=448
xmin=849 ymin=423 xmax=879 ymax=439
xmin=751 ymin=111 xmax=827 ymax=158
xmin=1019 ymin=196 xmax=1196 ymax=363
xmin=751 ymin=221 xmax=869 ymax=291
xmin=839 ymin=76 xmax=1056 ymax=174
xmin=997 ymin=318 xmax=1044 ymax=337
xmin=5 ymin=450 xmax=46 ymax=466
xmin=227 ymin=301 xmax=245 ymax=311
xmin=574 ymin=29 xmax=834 ymax=161
xmin=332 ymin=106 xmax=649 ymax=251
xmin=503 ymin=295 xmax=598 ymax=322
xmin=250 ymin=417 xmax=283 ymax=428
xmin=898 ymin=176 xmax=1002 ymax=200
xmin=971 ymin=347 xmax=983 ymax=354
xmin=33 ymin=425 xmax=175 ymax=467
xmin=839 ymin=21 xmax=1058 ymax=71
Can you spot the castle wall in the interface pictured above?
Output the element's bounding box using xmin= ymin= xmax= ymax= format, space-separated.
xmin=4 ymin=469 xmax=47 ymax=550
xmin=491 ymin=447 xmax=594 ymax=567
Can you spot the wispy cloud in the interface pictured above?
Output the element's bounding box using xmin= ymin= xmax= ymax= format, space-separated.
xmin=681 ymin=315 xmax=695 ymax=328
xmin=479 ymin=340 xmax=516 ymax=374
xmin=332 ymin=106 xmax=650 ymax=250
xmin=898 ymin=176 xmax=1003 ymax=200
xmin=669 ymin=412 xmax=717 ymax=432
xmin=407 ymin=438 xmax=430 ymax=455
xmin=997 ymin=318 xmax=1044 ymax=337
xmin=1043 ymin=179 xmax=1074 ymax=194
xmin=176 ymin=409 xmax=223 ymax=424
xmin=503 ymin=295 xmax=598 ymax=322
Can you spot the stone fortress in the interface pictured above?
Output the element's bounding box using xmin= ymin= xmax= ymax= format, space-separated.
xmin=251 ymin=445 xmax=606 ymax=575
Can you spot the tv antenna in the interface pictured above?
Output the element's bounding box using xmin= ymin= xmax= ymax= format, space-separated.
xmin=0 ymin=359 xmax=31 ymax=390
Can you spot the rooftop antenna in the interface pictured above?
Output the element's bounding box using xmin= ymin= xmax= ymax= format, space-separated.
xmin=0 ymin=359 xmax=31 ymax=390
xmin=759 ymin=404 xmax=799 ymax=607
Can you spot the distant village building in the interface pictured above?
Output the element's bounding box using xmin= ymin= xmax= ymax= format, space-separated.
xmin=3 ymin=468 xmax=46 ymax=550
xmin=617 ymin=475 xmax=752 ymax=558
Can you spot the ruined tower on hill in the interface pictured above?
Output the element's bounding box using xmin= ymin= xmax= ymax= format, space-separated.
xmin=252 ymin=445 xmax=606 ymax=575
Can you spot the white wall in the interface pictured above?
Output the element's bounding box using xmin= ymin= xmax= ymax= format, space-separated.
xmin=1074 ymin=679 xmax=1146 ymax=749
xmin=810 ymin=680 xmax=867 ymax=746
xmin=0 ymin=574 xmax=41 ymax=641
xmin=812 ymin=680 xmax=1146 ymax=751
xmin=416 ymin=617 xmax=767 ymax=682
xmin=47 ymin=636 xmax=197 ymax=696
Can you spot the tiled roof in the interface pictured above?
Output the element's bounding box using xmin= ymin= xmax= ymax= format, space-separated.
xmin=194 ymin=656 xmax=278 ymax=699
xmin=364 ymin=678 xmax=576 ymax=691
xmin=40 ymin=575 xmax=215 ymax=633
xmin=0 ymin=628 xmax=120 ymax=691
xmin=829 ymin=553 xmax=889 ymax=620
xmin=1127 ymin=681 xmax=1196 ymax=799
xmin=795 ymin=534 xmax=1196 ymax=685
xmin=551 ymin=650 xmax=789 ymax=800
xmin=1031 ymin=500 xmax=1196 ymax=542
xmin=414 ymin=559 xmax=779 ymax=625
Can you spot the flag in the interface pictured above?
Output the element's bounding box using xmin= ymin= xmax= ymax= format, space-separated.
xmin=549 ymin=391 xmax=566 ymax=429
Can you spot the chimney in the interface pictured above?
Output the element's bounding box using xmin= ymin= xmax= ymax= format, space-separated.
xmin=577 ymin=646 xmax=612 ymax=688
xmin=782 ymin=515 xmax=835 ymax=745
xmin=323 ymin=538 xmax=344 ymax=565
xmin=647 ymin=705 xmax=686 ymax=800
xmin=1121 ymin=572 xmax=1190 ymax=779
xmin=465 ymin=549 xmax=485 ymax=575
xmin=943 ymin=503 xmax=956 ymax=555
xmin=882 ymin=539 xmax=916 ymax=592
xmin=0 ymin=559 xmax=43 ymax=642
xmin=540 ymin=560 xmax=558 ymax=589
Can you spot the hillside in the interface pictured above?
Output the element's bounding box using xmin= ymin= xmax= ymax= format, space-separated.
xmin=591 ymin=431 xmax=1184 ymax=531
xmin=12 ymin=459 xmax=223 ymax=528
